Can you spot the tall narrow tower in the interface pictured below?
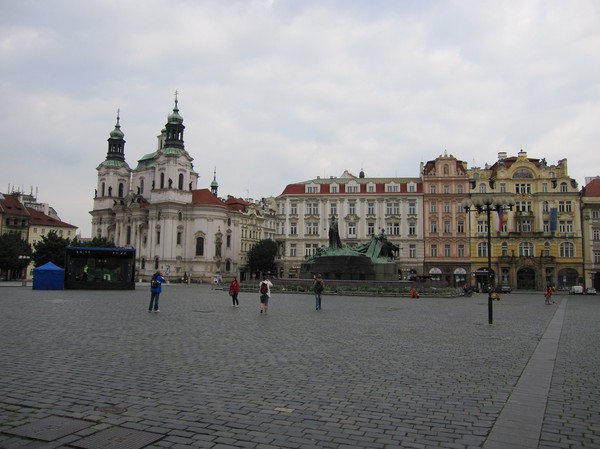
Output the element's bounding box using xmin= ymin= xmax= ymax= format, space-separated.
xmin=91 ymin=110 xmax=132 ymax=239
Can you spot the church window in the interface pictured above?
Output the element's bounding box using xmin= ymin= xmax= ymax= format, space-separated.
xmin=126 ymin=226 xmax=131 ymax=245
xmin=178 ymin=174 xmax=184 ymax=190
xmin=101 ymin=182 xmax=105 ymax=196
xmin=196 ymin=237 xmax=204 ymax=256
xmin=118 ymin=183 xmax=124 ymax=198
xmin=160 ymin=173 xmax=165 ymax=189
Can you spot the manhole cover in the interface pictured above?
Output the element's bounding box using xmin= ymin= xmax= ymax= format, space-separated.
xmin=71 ymin=427 xmax=162 ymax=449
xmin=6 ymin=416 xmax=92 ymax=441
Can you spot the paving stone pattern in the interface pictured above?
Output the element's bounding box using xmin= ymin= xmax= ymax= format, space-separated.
xmin=0 ymin=285 xmax=599 ymax=448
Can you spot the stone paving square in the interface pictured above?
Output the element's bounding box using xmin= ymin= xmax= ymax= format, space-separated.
xmin=70 ymin=427 xmax=162 ymax=449
xmin=1 ymin=284 xmax=599 ymax=448
xmin=4 ymin=416 xmax=92 ymax=442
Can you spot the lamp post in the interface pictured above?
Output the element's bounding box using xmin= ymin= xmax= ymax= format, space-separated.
xmin=462 ymin=195 xmax=515 ymax=324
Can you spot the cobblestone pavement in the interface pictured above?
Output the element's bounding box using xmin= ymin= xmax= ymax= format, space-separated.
xmin=0 ymin=285 xmax=598 ymax=449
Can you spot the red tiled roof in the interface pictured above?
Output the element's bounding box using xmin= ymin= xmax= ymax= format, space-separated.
xmin=583 ymin=178 xmax=600 ymax=197
xmin=224 ymin=197 xmax=251 ymax=212
xmin=191 ymin=189 xmax=228 ymax=207
xmin=278 ymin=180 xmax=422 ymax=196
xmin=0 ymin=194 xmax=30 ymax=217
xmin=27 ymin=207 xmax=77 ymax=229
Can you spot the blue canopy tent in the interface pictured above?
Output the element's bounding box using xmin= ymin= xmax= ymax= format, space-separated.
xmin=33 ymin=262 xmax=65 ymax=290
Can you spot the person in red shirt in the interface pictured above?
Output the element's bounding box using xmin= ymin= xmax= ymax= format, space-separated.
xmin=229 ymin=277 xmax=240 ymax=307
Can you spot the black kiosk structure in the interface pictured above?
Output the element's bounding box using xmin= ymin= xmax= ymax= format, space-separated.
xmin=64 ymin=247 xmax=136 ymax=290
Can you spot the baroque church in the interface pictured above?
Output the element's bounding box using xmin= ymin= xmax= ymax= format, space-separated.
xmin=91 ymin=96 xmax=275 ymax=282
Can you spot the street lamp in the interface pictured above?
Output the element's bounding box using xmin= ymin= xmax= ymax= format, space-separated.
xmin=462 ymin=195 xmax=515 ymax=324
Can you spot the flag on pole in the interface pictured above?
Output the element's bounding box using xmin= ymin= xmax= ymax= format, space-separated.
xmin=498 ymin=209 xmax=504 ymax=232
xmin=550 ymin=208 xmax=558 ymax=231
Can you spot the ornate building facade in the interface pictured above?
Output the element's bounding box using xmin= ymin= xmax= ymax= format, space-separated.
xmin=274 ymin=170 xmax=424 ymax=279
xmin=90 ymin=99 xmax=274 ymax=282
xmin=581 ymin=177 xmax=600 ymax=290
xmin=466 ymin=150 xmax=583 ymax=291
xmin=421 ymin=152 xmax=471 ymax=287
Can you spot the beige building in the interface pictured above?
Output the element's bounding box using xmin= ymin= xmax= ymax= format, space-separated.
xmin=274 ymin=170 xmax=424 ymax=279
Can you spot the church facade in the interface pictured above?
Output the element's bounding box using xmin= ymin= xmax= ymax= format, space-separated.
xmin=90 ymin=98 xmax=274 ymax=283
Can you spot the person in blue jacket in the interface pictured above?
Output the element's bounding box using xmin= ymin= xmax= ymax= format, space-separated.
xmin=149 ymin=271 xmax=166 ymax=313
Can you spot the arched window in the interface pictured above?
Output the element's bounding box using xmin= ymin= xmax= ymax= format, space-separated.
xmin=101 ymin=182 xmax=106 ymax=196
xmin=226 ymin=260 xmax=231 ymax=271
xmin=196 ymin=237 xmax=205 ymax=256
xmin=178 ymin=212 xmax=183 ymax=221
xmin=544 ymin=242 xmax=551 ymax=257
xmin=160 ymin=173 xmax=165 ymax=189
xmin=477 ymin=242 xmax=488 ymax=257
xmin=560 ymin=242 xmax=574 ymax=258
xmin=140 ymin=179 xmax=145 ymax=194
xmin=519 ymin=242 xmax=534 ymax=257
xmin=178 ymin=174 xmax=184 ymax=190
xmin=118 ymin=182 xmax=124 ymax=198
xmin=479 ymin=183 xmax=487 ymax=193
xmin=560 ymin=182 xmax=568 ymax=192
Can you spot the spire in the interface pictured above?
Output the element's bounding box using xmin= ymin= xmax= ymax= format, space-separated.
xmin=106 ymin=109 xmax=126 ymax=162
xmin=210 ymin=167 xmax=219 ymax=195
xmin=164 ymin=91 xmax=185 ymax=149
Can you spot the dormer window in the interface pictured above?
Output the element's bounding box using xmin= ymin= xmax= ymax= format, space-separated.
xmin=305 ymin=184 xmax=320 ymax=193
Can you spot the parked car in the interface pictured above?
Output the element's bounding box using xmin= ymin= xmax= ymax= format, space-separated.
xmin=585 ymin=287 xmax=597 ymax=295
xmin=570 ymin=285 xmax=584 ymax=295
xmin=500 ymin=285 xmax=512 ymax=293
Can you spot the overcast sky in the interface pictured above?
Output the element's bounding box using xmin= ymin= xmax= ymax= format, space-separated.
xmin=1 ymin=0 xmax=599 ymax=238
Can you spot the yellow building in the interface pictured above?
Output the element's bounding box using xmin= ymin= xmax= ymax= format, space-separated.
xmin=467 ymin=150 xmax=582 ymax=291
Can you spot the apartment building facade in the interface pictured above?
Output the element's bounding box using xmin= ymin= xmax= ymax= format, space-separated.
xmin=274 ymin=170 xmax=424 ymax=279
xmin=466 ymin=150 xmax=583 ymax=291
xmin=421 ymin=152 xmax=472 ymax=287
xmin=581 ymin=177 xmax=600 ymax=290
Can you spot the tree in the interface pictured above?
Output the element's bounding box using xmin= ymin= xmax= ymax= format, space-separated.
xmin=0 ymin=233 xmax=32 ymax=280
xmin=32 ymin=231 xmax=72 ymax=268
xmin=247 ymin=239 xmax=277 ymax=277
xmin=71 ymin=236 xmax=115 ymax=248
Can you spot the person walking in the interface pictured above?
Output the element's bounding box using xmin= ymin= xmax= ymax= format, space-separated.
xmin=149 ymin=271 xmax=166 ymax=312
xmin=229 ymin=277 xmax=240 ymax=307
xmin=259 ymin=277 xmax=273 ymax=314
xmin=545 ymin=285 xmax=555 ymax=305
xmin=313 ymin=274 xmax=324 ymax=310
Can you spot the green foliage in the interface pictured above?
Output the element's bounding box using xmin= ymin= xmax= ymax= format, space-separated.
xmin=71 ymin=236 xmax=116 ymax=248
xmin=0 ymin=233 xmax=32 ymax=276
xmin=247 ymin=239 xmax=277 ymax=276
xmin=32 ymin=231 xmax=72 ymax=268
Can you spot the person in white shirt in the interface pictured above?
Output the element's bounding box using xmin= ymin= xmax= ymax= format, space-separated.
xmin=259 ymin=277 xmax=273 ymax=314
